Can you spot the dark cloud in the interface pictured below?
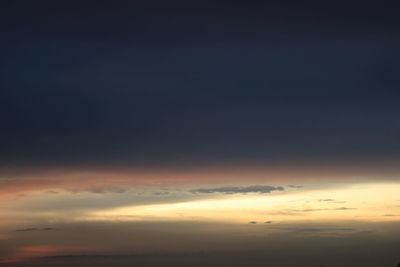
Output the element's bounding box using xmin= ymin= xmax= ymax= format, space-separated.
xmin=15 ymin=227 xmax=57 ymax=232
xmin=15 ymin=228 xmax=37 ymax=232
xmin=0 ymin=1 xmax=399 ymax=175
xmin=41 ymin=254 xmax=140 ymax=260
xmin=23 ymin=250 xmax=400 ymax=267
xmin=0 ymin=2 xmax=400 ymax=172
xmin=2 ymin=0 xmax=400 ymax=42
xmin=2 ymin=221 xmax=400 ymax=267
xmin=191 ymin=185 xmax=284 ymax=194
xmin=248 ymin=221 xmax=257 ymax=224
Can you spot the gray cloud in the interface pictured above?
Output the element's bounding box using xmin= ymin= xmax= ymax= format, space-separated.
xmin=69 ymin=186 xmax=129 ymax=194
xmin=15 ymin=228 xmax=37 ymax=232
xmin=15 ymin=227 xmax=57 ymax=232
xmin=287 ymin=207 xmax=357 ymax=213
xmin=288 ymin=185 xmax=304 ymax=189
xmin=153 ymin=191 xmax=170 ymax=196
xmin=191 ymin=185 xmax=284 ymax=195
xmin=43 ymin=227 xmax=56 ymax=230
xmin=273 ymin=227 xmax=355 ymax=234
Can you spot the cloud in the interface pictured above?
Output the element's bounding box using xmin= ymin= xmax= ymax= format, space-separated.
xmin=0 ymin=245 xmax=93 ymax=263
xmin=15 ymin=228 xmax=37 ymax=232
xmin=248 ymin=221 xmax=257 ymax=224
xmin=153 ymin=191 xmax=170 ymax=196
xmin=288 ymin=185 xmax=303 ymax=189
xmin=15 ymin=227 xmax=57 ymax=232
xmin=69 ymin=185 xmax=129 ymax=194
xmin=191 ymin=185 xmax=284 ymax=194
xmin=287 ymin=207 xmax=357 ymax=213
xmin=272 ymin=226 xmax=355 ymax=234
xmin=297 ymin=208 xmax=325 ymax=212
xmin=0 ymin=234 xmax=9 ymax=240
xmin=317 ymin=199 xmax=347 ymax=203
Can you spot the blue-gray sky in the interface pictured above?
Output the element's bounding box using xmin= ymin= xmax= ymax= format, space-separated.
xmin=1 ymin=3 xmax=400 ymax=266
xmin=1 ymin=0 xmax=400 ymax=171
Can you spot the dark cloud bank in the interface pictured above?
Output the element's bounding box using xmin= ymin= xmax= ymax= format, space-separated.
xmin=1 ymin=1 xmax=400 ymax=172
xmin=4 ymin=221 xmax=400 ymax=267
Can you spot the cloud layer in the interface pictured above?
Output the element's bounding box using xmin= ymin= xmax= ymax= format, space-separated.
xmin=191 ymin=185 xmax=284 ymax=194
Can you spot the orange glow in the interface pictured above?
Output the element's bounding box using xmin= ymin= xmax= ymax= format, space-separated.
xmin=0 ymin=246 xmax=91 ymax=264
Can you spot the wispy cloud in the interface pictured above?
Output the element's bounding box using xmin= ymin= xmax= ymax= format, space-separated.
xmin=273 ymin=227 xmax=355 ymax=234
xmin=288 ymin=185 xmax=304 ymax=189
xmin=15 ymin=227 xmax=57 ymax=232
xmin=15 ymin=228 xmax=37 ymax=232
xmin=317 ymin=199 xmax=347 ymax=203
xmin=191 ymin=185 xmax=284 ymax=194
xmin=283 ymin=207 xmax=357 ymax=213
xmin=69 ymin=185 xmax=129 ymax=194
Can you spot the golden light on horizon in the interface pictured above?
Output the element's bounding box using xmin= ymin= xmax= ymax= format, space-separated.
xmin=87 ymin=182 xmax=400 ymax=224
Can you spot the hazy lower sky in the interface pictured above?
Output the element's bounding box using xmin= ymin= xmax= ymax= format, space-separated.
xmin=1 ymin=1 xmax=400 ymax=266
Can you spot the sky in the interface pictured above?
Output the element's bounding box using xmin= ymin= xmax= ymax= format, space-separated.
xmin=1 ymin=1 xmax=400 ymax=266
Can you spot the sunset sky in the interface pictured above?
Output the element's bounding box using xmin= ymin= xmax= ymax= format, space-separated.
xmin=1 ymin=1 xmax=400 ymax=266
